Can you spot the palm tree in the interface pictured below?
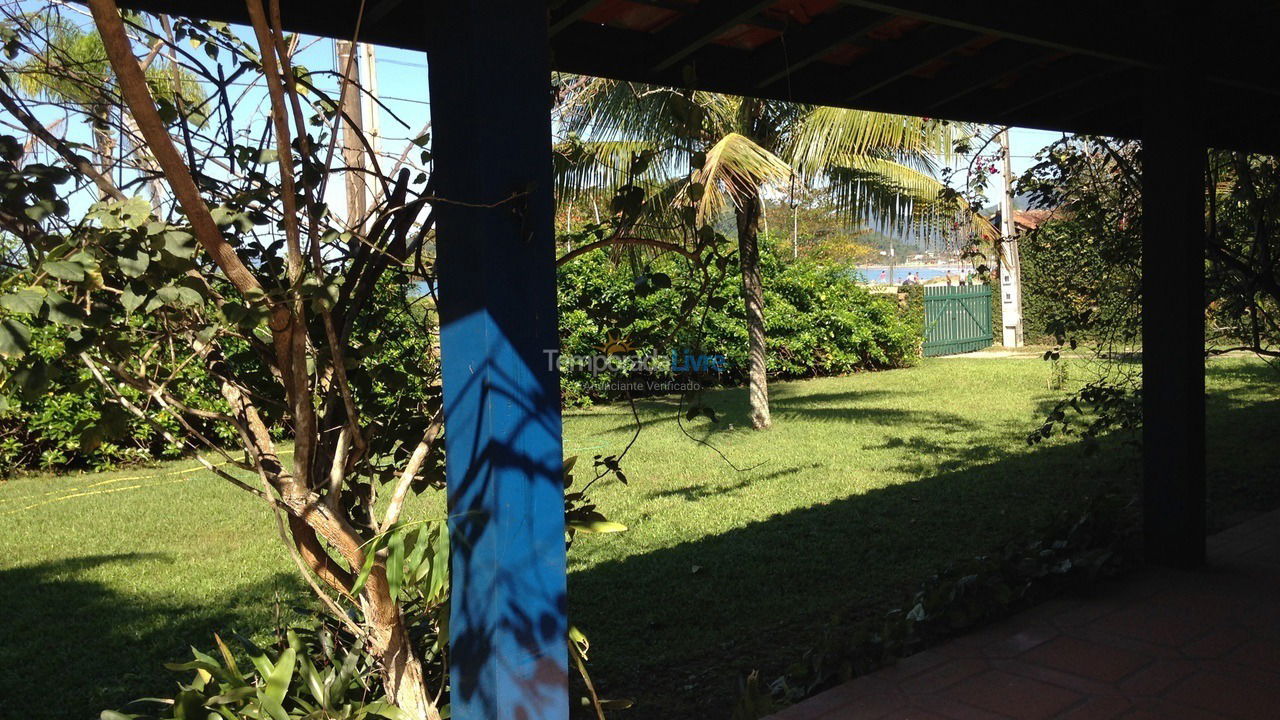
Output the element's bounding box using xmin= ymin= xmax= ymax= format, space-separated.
xmin=13 ymin=15 xmax=204 ymax=195
xmin=557 ymin=79 xmax=986 ymax=429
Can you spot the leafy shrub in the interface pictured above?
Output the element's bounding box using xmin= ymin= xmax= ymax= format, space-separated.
xmin=556 ymin=241 xmax=921 ymax=405
xmin=101 ymin=627 xmax=404 ymax=720
xmin=5 ymin=236 xmax=918 ymax=468
xmin=0 ymin=324 xmax=233 ymax=474
xmin=0 ymin=275 xmax=433 ymax=474
xmin=100 ymin=455 xmax=626 ymax=720
xmin=1019 ymin=219 xmax=1138 ymax=346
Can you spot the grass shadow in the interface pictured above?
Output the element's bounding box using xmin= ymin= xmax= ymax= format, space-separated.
xmin=570 ymin=435 xmax=1139 ymax=719
xmin=0 ymin=554 xmax=307 ymax=720
xmin=570 ymin=376 xmax=1278 ymax=720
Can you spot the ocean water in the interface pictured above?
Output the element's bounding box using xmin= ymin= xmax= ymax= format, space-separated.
xmin=854 ymin=265 xmax=973 ymax=284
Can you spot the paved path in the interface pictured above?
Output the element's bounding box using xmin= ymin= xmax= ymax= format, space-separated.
xmin=768 ymin=509 xmax=1280 ymax=719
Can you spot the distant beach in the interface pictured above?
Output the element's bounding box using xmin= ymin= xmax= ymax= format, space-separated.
xmin=854 ymin=264 xmax=976 ymax=284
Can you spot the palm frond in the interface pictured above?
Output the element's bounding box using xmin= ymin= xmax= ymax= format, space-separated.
xmin=692 ymin=132 xmax=792 ymax=221
xmin=788 ymin=108 xmax=969 ymax=180
xmin=553 ymin=138 xmax=678 ymax=201
xmin=559 ymin=77 xmax=690 ymax=147
xmin=825 ymin=157 xmax=996 ymax=244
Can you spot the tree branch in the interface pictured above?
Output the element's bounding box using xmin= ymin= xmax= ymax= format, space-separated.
xmin=0 ymin=83 xmax=126 ymax=201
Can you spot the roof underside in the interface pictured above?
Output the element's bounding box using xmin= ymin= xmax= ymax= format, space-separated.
xmin=114 ymin=0 xmax=1280 ymax=154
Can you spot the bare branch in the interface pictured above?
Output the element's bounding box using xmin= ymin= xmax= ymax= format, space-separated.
xmin=380 ymin=411 xmax=444 ymax=533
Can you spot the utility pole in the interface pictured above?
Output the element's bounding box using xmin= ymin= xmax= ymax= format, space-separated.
xmin=998 ymin=129 xmax=1024 ymax=347
xmin=335 ymin=40 xmax=367 ymax=232
xmin=358 ymin=42 xmax=381 ymax=215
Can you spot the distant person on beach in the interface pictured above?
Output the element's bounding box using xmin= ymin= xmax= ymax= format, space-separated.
xmin=945 ymin=270 xmax=955 ymax=286
xmin=878 ymin=270 xmax=887 ymax=284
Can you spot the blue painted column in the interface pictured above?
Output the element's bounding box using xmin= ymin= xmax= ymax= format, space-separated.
xmin=426 ymin=4 xmax=567 ymax=719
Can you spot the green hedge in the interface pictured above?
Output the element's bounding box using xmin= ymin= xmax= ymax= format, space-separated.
xmin=1018 ymin=220 xmax=1135 ymax=345
xmin=0 ymin=326 xmax=234 ymax=474
xmin=556 ymin=242 xmax=921 ymax=405
xmin=3 ymin=247 xmax=920 ymax=471
xmin=0 ymin=277 xmax=431 ymax=474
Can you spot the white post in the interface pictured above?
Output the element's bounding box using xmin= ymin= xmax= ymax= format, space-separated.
xmin=998 ymin=129 xmax=1024 ymax=347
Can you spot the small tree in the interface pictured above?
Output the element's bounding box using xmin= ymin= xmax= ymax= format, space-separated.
xmin=8 ymin=11 xmax=205 ymax=192
xmin=1 ymin=3 xmax=446 ymax=716
xmin=1 ymin=3 xmax=711 ymax=715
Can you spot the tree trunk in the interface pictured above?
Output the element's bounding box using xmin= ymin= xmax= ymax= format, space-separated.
xmin=736 ymin=192 xmax=772 ymax=429
xmin=361 ymin=570 xmax=440 ymax=720
xmin=91 ymin=106 xmax=116 ymax=200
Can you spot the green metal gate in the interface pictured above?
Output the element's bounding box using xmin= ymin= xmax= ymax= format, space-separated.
xmin=922 ymin=285 xmax=993 ymax=357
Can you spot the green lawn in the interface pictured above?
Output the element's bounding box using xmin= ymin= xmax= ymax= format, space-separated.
xmin=0 ymin=355 xmax=1275 ymax=719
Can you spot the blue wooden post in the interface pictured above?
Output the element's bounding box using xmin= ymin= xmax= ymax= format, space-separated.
xmin=426 ymin=4 xmax=567 ymax=718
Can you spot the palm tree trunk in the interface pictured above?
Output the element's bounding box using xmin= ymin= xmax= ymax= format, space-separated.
xmin=736 ymin=191 xmax=772 ymax=429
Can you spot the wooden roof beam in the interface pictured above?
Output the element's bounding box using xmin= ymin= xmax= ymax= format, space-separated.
xmin=991 ymin=61 xmax=1121 ymax=119
xmin=841 ymin=24 xmax=976 ymax=101
xmin=838 ymin=0 xmax=1148 ymax=68
xmin=751 ymin=6 xmax=887 ymax=90
xmin=651 ymin=0 xmax=777 ymax=71
xmin=924 ymin=45 xmax=1059 ymax=111
xmin=856 ymin=40 xmax=1050 ymax=111
xmin=550 ymin=0 xmax=609 ymax=37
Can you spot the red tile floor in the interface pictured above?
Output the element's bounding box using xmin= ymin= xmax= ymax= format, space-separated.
xmin=767 ymin=508 xmax=1280 ymax=719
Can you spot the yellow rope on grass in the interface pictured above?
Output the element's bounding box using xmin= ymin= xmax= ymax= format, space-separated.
xmin=0 ymin=448 xmax=294 ymax=515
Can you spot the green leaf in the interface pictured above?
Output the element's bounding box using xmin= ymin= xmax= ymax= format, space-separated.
xmin=387 ymin=528 xmax=405 ymax=601
xmin=162 ymin=230 xmax=198 ymax=259
xmin=364 ymin=701 xmax=413 ymax=720
xmin=156 ymin=284 xmax=203 ymax=308
xmin=117 ymin=245 xmax=151 ymax=278
xmin=220 ymin=302 xmax=249 ymax=324
xmin=310 ymin=281 xmax=340 ymax=314
xmin=430 ymin=525 xmax=451 ymax=600
xmin=44 ymin=289 xmax=85 ymax=327
xmin=0 ymin=289 xmax=45 ymax=315
xmin=79 ymin=425 xmax=104 ymax=454
xmin=350 ymin=535 xmax=386 ymax=597
xmin=43 ymin=260 xmax=85 ymax=282
xmin=263 ymin=647 xmax=296 ymax=706
xmin=122 ymin=283 xmax=149 ymax=315
xmin=0 ymin=318 xmax=31 ymax=357
xmin=206 ymin=686 xmax=256 ymax=705
xmin=117 ymin=196 xmax=153 ymax=228
xmin=14 ymin=358 xmax=50 ymax=401
xmin=163 ymin=658 xmax=223 ymax=674
xmin=23 ymin=198 xmax=57 ymax=222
